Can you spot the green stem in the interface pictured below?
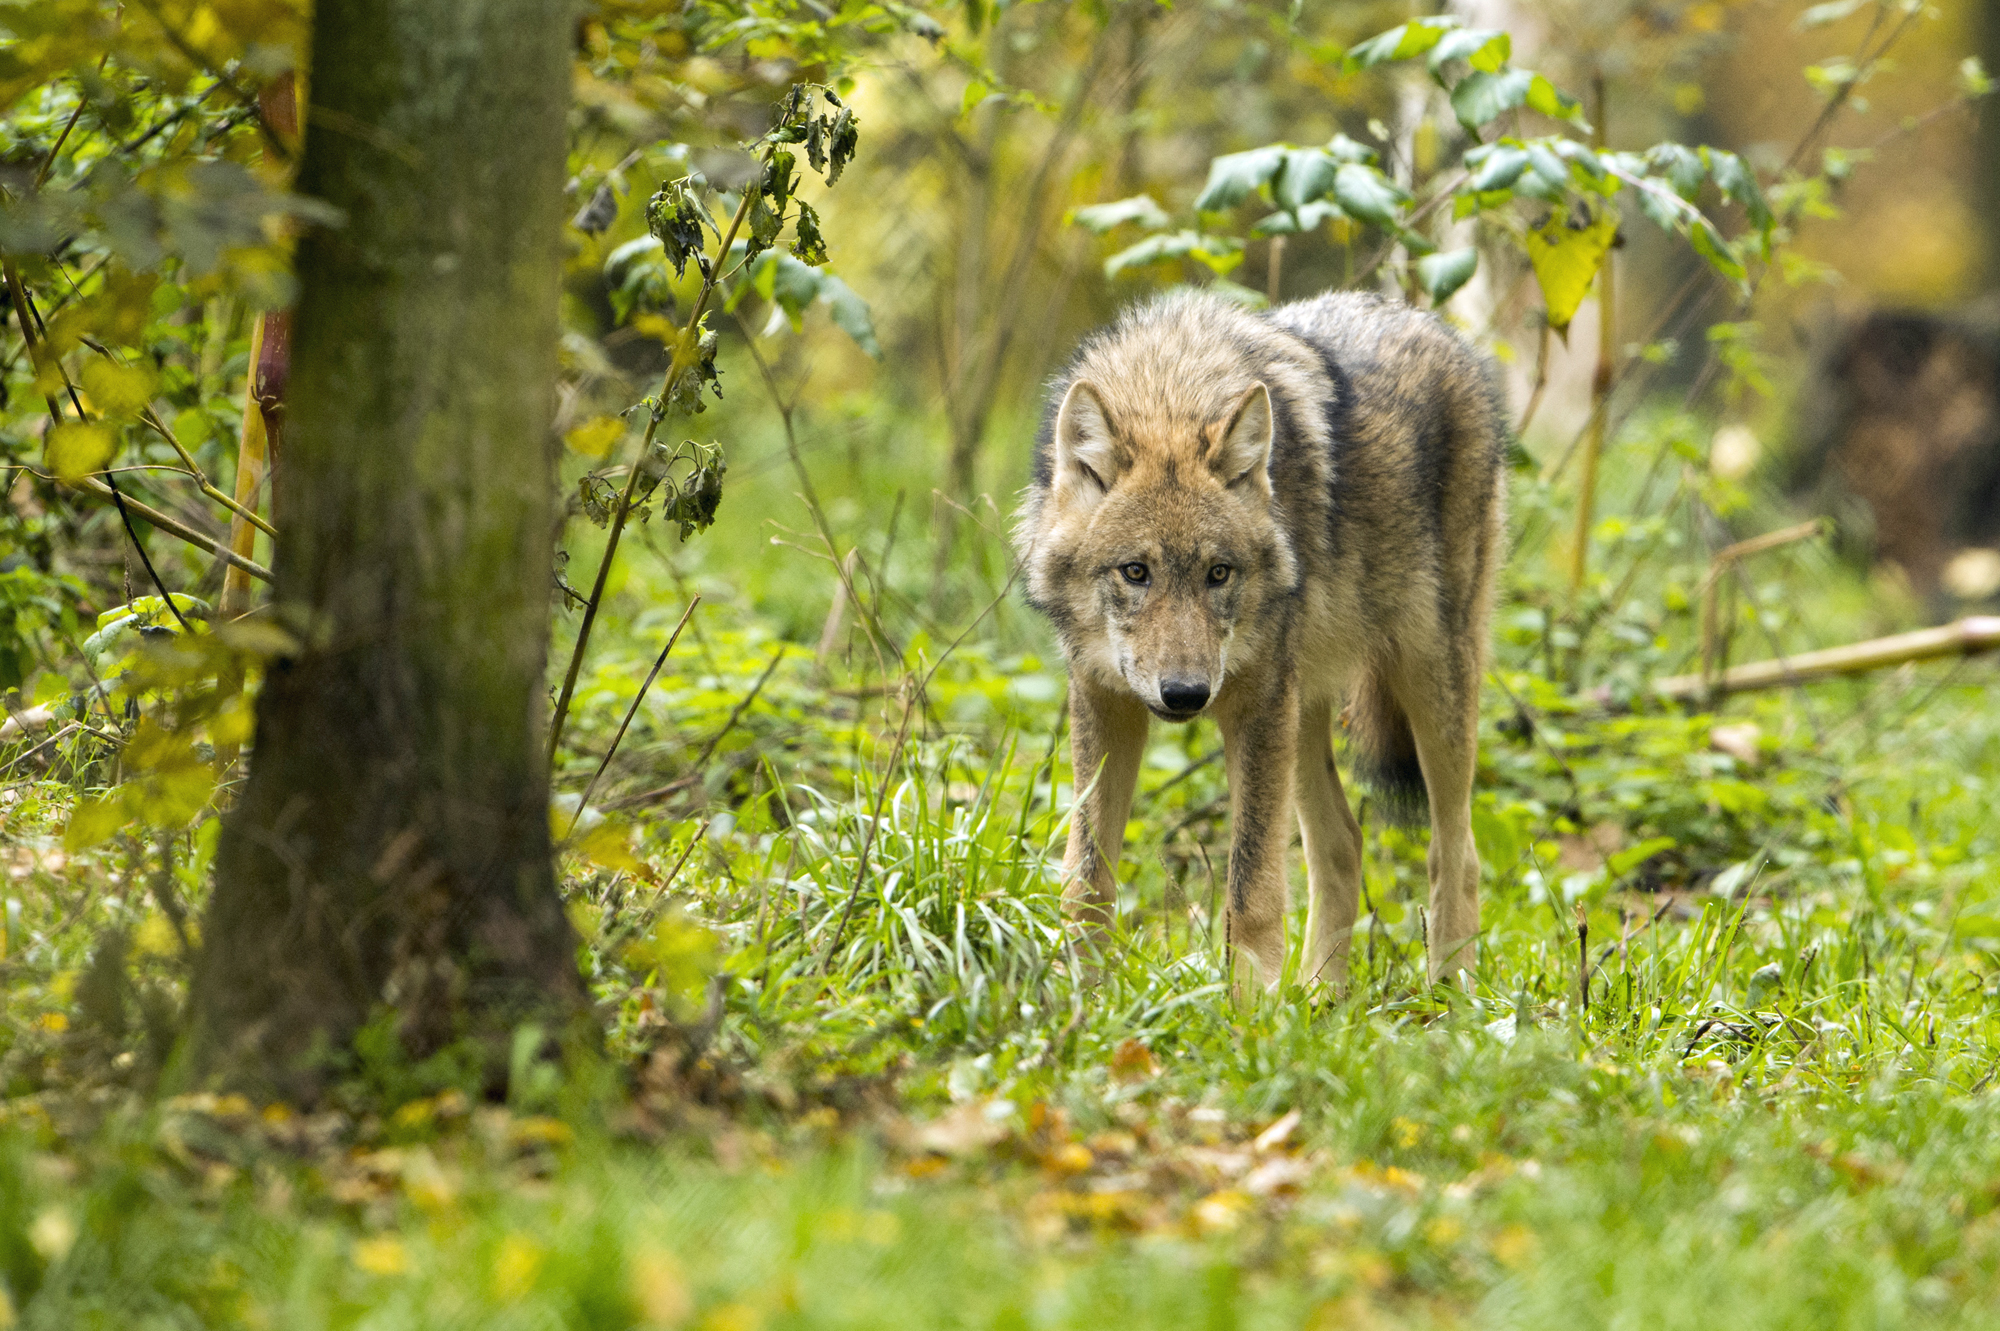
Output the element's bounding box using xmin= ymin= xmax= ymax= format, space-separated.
xmin=546 ymin=150 xmax=773 ymax=765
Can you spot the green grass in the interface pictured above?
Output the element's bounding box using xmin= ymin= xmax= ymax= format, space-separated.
xmin=6 ymin=381 xmax=2000 ymax=1327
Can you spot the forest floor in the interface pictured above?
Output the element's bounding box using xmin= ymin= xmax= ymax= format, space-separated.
xmin=6 ymin=412 xmax=2000 ymax=1328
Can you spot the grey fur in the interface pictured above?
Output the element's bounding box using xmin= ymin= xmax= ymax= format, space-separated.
xmin=1015 ymin=289 xmax=1507 ymax=990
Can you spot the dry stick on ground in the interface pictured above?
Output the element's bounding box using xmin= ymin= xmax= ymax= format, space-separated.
xmin=562 ymin=595 xmax=700 ymax=840
xmin=549 ymin=151 xmax=775 ymax=764
xmin=1653 ymin=616 xmax=2000 ymax=702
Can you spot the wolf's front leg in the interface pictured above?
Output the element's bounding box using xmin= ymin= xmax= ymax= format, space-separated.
xmin=1296 ymin=698 xmax=1363 ymax=992
xmin=1216 ymin=666 xmax=1299 ymax=991
xmin=1063 ymin=681 xmax=1149 ymax=938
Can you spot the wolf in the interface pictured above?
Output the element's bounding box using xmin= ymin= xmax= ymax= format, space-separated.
xmin=1014 ymin=289 xmax=1507 ymax=991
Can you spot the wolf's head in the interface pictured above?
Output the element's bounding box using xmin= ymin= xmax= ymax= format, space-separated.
xmin=1022 ymin=376 xmax=1299 ymax=721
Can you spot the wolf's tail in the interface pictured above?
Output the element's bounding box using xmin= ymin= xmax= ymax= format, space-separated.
xmin=1347 ymin=670 xmax=1427 ymax=828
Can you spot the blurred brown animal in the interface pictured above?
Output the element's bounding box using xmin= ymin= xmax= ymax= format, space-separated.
xmin=1790 ymin=307 xmax=2000 ymax=610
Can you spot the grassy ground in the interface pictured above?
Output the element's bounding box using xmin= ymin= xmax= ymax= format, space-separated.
xmin=5 ymin=378 xmax=2000 ymax=1326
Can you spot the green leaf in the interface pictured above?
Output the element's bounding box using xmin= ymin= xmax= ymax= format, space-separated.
xmin=1646 ymin=143 xmax=1706 ymax=199
xmin=818 ymin=275 xmax=881 ymax=359
xmin=1466 ymin=144 xmax=1530 ymax=192
xmin=1106 ymin=230 xmax=1197 ymax=277
xmin=1070 ymin=194 xmax=1171 ymax=233
xmin=1330 ymin=163 xmax=1408 ymax=228
xmin=1525 ymin=74 xmax=1587 ymax=125
xmin=791 ymin=199 xmax=829 ymax=265
xmin=1325 ymin=133 xmax=1378 ymax=165
xmin=1250 ymin=200 xmax=1342 ymax=236
xmin=1450 ymin=68 xmax=1534 ymax=130
xmin=1275 ymin=149 xmax=1338 ymax=211
xmin=1193 ymin=146 xmax=1286 ymax=213
xmin=1524 ymin=208 xmax=1618 ymax=331
xmin=1796 ymin=0 xmax=1866 ymax=27
xmin=1689 ymin=216 xmax=1745 ymax=285
xmin=1104 ymin=230 xmax=1241 ymax=278
xmin=1346 ymin=16 xmax=1455 ymax=69
xmin=1415 ymin=247 xmax=1478 ymax=303
xmin=1521 ymin=143 xmax=1570 ymax=200
xmin=1426 ymin=27 xmax=1510 ymax=74
xmin=1608 ymin=836 xmax=1676 ymax=877
xmin=1701 ymin=147 xmax=1773 ymax=232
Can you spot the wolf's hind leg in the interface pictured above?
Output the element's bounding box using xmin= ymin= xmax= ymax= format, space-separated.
xmin=1403 ymin=668 xmax=1481 ymax=986
xmin=1216 ymin=665 xmax=1299 ymax=992
xmin=1063 ymin=682 xmax=1148 ymax=939
xmin=1296 ymin=699 xmax=1363 ymax=992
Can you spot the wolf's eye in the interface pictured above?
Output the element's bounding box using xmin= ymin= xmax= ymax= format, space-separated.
xmin=1119 ymin=562 xmax=1149 ymax=585
xmin=1207 ymin=564 xmax=1232 ymax=586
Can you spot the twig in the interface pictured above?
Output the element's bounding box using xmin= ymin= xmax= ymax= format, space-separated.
xmin=1697 ymin=520 xmax=1825 ymax=686
xmin=689 ymin=645 xmax=784 ymax=772
xmin=1566 ymin=73 xmax=1613 ymax=595
xmin=6 ymin=261 xmax=196 ymax=633
xmin=0 ymin=722 xmax=82 ymax=778
xmin=564 ymin=596 xmax=700 ymax=839
xmin=1652 ymin=617 xmax=2000 ymax=701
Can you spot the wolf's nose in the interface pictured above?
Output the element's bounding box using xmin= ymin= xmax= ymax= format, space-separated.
xmin=1160 ymin=680 xmax=1211 ymax=713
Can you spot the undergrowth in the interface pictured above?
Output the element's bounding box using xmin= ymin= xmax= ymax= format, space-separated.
xmin=5 ymin=377 xmax=2000 ymax=1326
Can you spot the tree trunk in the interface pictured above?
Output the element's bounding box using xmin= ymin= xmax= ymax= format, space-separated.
xmin=191 ymin=0 xmax=580 ymax=1093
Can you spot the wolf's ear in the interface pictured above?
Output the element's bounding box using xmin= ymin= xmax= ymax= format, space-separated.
xmin=1209 ymin=382 xmax=1274 ymax=488
xmin=1053 ymin=380 xmax=1121 ymax=501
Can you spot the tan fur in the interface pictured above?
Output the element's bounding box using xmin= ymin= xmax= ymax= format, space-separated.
xmin=1015 ymin=290 xmax=1507 ymax=991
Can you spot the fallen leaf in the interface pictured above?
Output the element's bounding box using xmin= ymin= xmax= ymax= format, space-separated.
xmin=1253 ymin=1108 xmax=1302 ymax=1153
xmin=1710 ymin=722 xmax=1761 ymax=766
xmin=1110 ymin=1039 xmax=1158 ymax=1083
xmin=913 ymin=1099 xmax=1012 ymax=1157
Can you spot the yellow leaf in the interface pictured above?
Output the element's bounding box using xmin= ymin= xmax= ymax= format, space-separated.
xmin=564 ymin=415 xmax=625 ymax=459
xmin=79 ymin=359 xmax=158 ymax=420
xmin=209 ymin=691 xmax=257 ymax=748
xmin=630 ymin=1245 xmax=691 ymax=1327
xmin=28 ymin=1208 xmax=75 ymax=1261
xmin=64 ymin=794 xmax=131 ymax=851
xmin=352 ymin=1236 xmax=409 ymax=1276
xmin=36 ymin=1012 xmax=68 ymax=1034
xmin=510 ymin=1116 xmax=575 ymax=1147
xmin=630 ymin=312 xmax=677 ymax=344
xmin=1524 ymin=209 xmax=1618 ymax=332
xmin=701 ymin=1305 xmax=761 ymax=1331
xmin=576 ymin=820 xmax=644 ymax=873
xmin=45 ymin=421 xmax=116 ymax=483
xmin=493 ymin=1233 xmax=544 ymax=1301
xmin=134 ymin=914 xmax=181 ymax=958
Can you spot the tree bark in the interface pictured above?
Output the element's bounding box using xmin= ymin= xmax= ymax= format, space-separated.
xmin=191 ymin=0 xmax=581 ymax=1093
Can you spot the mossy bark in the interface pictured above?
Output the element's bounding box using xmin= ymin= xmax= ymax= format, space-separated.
xmin=191 ymin=0 xmax=581 ymax=1092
